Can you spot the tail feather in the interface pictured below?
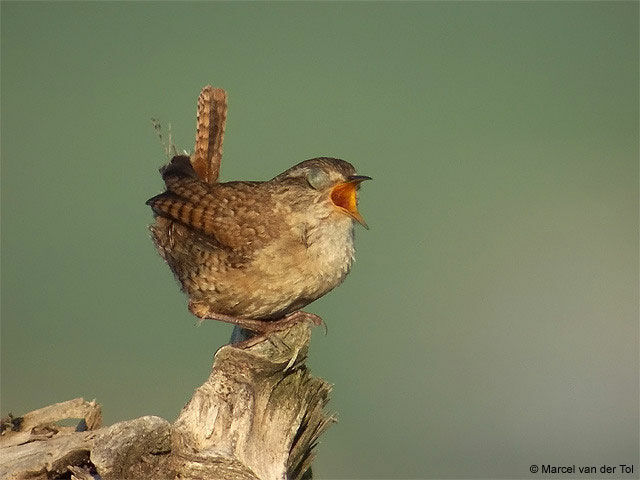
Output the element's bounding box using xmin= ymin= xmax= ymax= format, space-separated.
xmin=193 ymin=86 xmax=227 ymax=184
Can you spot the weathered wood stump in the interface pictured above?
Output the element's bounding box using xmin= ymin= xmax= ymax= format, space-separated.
xmin=1 ymin=322 xmax=333 ymax=480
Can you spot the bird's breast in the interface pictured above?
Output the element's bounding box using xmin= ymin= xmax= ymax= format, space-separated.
xmin=303 ymin=216 xmax=355 ymax=281
xmin=253 ymin=214 xmax=356 ymax=302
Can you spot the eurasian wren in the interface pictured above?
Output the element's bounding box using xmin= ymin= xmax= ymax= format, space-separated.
xmin=146 ymin=154 xmax=370 ymax=337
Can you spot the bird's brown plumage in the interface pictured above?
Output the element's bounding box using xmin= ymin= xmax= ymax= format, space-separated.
xmin=147 ymin=155 xmax=367 ymax=321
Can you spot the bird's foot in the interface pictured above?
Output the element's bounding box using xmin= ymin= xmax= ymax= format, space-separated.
xmin=189 ymin=301 xmax=326 ymax=344
xmin=279 ymin=310 xmax=327 ymax=335
xmin=231 ymin=311 xmax=326 ymax=349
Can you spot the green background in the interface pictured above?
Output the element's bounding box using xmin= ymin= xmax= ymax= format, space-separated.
xmin=2 ymin=2 xmax=638 ymax=478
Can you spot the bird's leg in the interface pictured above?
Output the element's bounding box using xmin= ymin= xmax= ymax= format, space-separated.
xmin=189 ymin=301 xmax=326 ymax=342
xmin=189 ymin=301 xmax=274 ymax=332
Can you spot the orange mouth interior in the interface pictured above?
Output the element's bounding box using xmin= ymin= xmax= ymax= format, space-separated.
xmin=331 ymin=181 xmax=367 ymax=228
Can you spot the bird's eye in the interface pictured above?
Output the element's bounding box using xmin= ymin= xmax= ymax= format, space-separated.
xmin=306 ymin=168 xmax=331 ymax=190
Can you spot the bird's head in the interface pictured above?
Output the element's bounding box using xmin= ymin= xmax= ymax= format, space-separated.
xmin=273 ymin=157 xmax=371 ymax=228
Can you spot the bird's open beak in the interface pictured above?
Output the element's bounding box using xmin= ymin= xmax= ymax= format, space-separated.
xmin=330 ymin=175 xmax=372 ymax=229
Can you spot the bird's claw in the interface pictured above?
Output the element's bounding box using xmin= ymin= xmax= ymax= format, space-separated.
xmin=284 ymin=311 xmax=327 ymax=335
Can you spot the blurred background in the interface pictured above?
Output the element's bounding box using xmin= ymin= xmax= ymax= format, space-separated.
xmin=1 ymin=2 xmax=638 ymax=478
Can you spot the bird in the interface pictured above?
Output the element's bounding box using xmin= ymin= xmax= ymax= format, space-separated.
xmin=146 ymin=154 xmax=370 ymax=341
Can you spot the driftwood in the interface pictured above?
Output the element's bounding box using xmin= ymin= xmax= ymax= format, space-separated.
xmin=1 ymin=322 xmax=334 ymax=479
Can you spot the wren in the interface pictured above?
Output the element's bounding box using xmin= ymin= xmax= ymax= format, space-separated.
xmin=146 ymin=154 xmax=370 ymax=339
